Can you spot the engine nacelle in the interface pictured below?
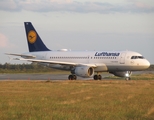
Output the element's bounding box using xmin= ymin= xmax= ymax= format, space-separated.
xmin=110 ymin=71 xmax=132 ymax=77
xmin=74 ymin=66 xmax=94 ymax=78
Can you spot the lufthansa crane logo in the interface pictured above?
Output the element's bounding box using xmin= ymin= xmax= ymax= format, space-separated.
xmin=28 ymin=30 xmax=37 ymax=44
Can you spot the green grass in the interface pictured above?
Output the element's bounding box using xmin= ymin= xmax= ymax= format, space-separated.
xmin=0 ymin=80 xmax=154 ymax=120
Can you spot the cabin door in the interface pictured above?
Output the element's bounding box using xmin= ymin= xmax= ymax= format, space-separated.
xmin=120 ymin=53 xmax=126 ymax=64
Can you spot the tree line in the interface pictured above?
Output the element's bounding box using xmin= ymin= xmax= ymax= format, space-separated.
xmin=0 ymin=63 xmax=55 ymax=73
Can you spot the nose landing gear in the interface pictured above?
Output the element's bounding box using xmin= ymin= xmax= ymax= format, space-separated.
xmin=125 ymin=77 xmax=131 ymax=80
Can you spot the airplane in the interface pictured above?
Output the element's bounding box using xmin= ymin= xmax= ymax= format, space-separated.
xmin=6 ymin=22 xmax=150 ymax=80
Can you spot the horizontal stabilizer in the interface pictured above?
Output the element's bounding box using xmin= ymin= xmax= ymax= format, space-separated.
xmin=5 ymin=53 xmax=36 ymax=59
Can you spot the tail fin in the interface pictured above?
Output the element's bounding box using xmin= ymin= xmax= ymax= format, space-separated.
xmin=24 ymin=22 xmax=50 ymax=52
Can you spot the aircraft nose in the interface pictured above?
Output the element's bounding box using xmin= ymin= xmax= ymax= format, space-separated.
xmin=145 ymin=60 xmax=150 ymax=69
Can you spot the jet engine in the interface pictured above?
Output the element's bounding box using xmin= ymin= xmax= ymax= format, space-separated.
xmin=110 ymin=71 xmax=132 ymax=78
xmin=72 ymin=66 xmax=94 ymax=78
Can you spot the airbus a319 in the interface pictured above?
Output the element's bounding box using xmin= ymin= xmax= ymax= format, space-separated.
xmin=6 ymin=22 xmax=150 ymax=80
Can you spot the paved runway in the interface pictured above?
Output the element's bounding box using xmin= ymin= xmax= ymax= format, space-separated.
xmin=0 ymin=71 xmax=153 ymax=80
xmin=0 ymin=74 xmax=68 ymax=80
xmin=0 ymin=73 xmax=111 ymax=80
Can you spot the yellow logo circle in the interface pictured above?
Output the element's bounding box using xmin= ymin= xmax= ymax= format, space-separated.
xmin=28 ymin=30 xmax=37 ymax=44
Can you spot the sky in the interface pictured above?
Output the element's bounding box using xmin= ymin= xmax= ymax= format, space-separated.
xmin=0 ymin=0 xmax=154 ymax=64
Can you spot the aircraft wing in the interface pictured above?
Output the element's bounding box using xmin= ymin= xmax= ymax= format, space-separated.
xmin=5 ymin=53 xmax=36 ymax=58
xmin=13 ymin=58 xmax=97 ymax=67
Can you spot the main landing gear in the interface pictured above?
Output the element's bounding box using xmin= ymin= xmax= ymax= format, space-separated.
xmin=93 ymin=74 xmax=102 ymax=80
xmin=68 ymin=74 xmax=77 ymax=80
xmin=68 ymin=74 xmax=103 ymax=80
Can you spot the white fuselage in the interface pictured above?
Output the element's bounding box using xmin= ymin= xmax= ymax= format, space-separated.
xmin=25 ymin=50 xmax=150 ymax=72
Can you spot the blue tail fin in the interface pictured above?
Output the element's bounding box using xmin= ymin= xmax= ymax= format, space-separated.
xmin=24 ymin=22 xmax=50 ymax=52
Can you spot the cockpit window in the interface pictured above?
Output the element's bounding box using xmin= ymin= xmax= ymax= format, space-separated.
xmin=131 ymin=56 xmax=135 ymax=59
xmin=131 ymin=56 xmax=144 ymax=59
xmin=138 ymin=56 xmax=144 ymax=59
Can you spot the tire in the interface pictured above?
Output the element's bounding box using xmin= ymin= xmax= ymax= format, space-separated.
xmin=68 ymin=75 xmax=73 ymax=80
xmin=73 ymin=75 xmax=77 ymax=80
xmin=98 ymin=75 xmax=102 ymax=80
xmin=94 ymin=75 xmax=98 ymax=80
xmin=126 ymin=77 xmax=131 ymax=80
xmin=68 ymin=75 xmax=76 ymax=80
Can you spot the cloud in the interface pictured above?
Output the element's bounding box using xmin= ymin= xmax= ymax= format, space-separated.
xmin=0 ymin=0 xmax=21 ymax=11
xmin=0 ymin=33 xmax=9 ymax=48
xmin=0 ymin=0 xmax=154 ymax=13
xmin=0 ymin=33 xmax=14 ymax=48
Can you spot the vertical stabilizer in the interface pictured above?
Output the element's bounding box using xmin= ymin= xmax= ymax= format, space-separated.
xmin=24 ymin=22 xmax=50 ymax=52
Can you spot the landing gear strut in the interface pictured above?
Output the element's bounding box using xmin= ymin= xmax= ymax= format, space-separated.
xmin=68 ymin=75 xmax=77 ymax=80
xmin=93 ymin=75 xmax=102 ymax=80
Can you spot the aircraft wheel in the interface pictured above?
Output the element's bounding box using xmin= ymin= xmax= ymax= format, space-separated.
xmin=94 ymin=75 xmax=98 ymax=80
xmin=126 ymin=77 xmax=131 ymax=81
xmin=73 ymin=75 xmax=77 ymax=80
xmin=98 ymin=75 xmax=102 ymax=80
xmin=68 ymin=75 xmax=77 ymax=80
xmin=94 ymin=75 xmax=102 ymax=80
xmin=68 ymin=75 xmax=73 ymax=80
